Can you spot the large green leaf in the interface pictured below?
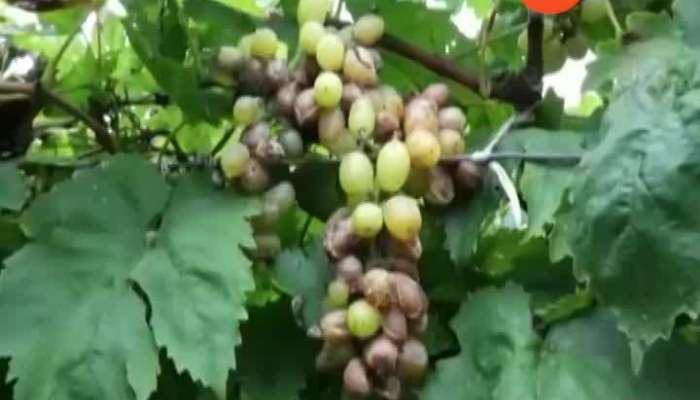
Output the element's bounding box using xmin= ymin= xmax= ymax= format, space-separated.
xmin=674 ymin=0 xmax=700 ymax=47
xmin=0 ymin=155 xmax=167 ymax=400
xmin=564 ymin=59 xmax=700 ymax=350
xmin=237 ymin=300 xmax=315 ymax=400
xmin=0 ymin=163 xmax=26 ymax=211
xmin=273 ymin=238 xmax=331 ymax=328
xmin=132 ymin=174 xmax=257 ymax=397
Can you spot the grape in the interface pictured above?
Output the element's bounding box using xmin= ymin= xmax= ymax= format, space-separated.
xmin=216 ymin=46 xmax=245 ymax=74
xmin=219 ymin=142 xmax=250 ymax=179
xmin=327 ymin=279 xmax=350 ymax=308
xmin=279 ymin=129 xmax=304 ymax=158
xmin=318 ymin=107 xmax=347 ymax=145
xmin=250 ymin=28 xmax=279 ymax=59
xmin=364 ymin=335 xmax=398 ymax=375
xmin=390 ymin=272 xmax=426 ymax=319
xmin=341 ymin=83 xmax=363 ymax=112
xmin=327 ymin=132 xmax=359 ymax=156
xmin=276 ymin=82 xmax=299 ymax=117
xmin=242 ymin=122 xmax=272 ymax=151
xmin=347 ymin=299 xmax=382 ymax=339
xmin=316 ymin=33 xmax=345 ymax=71
xmin=264 ymin=181 xmax=296 ymax=214
xmin=254 ymin=233 xmax=281 ymax=259
xmin=543 ymin=39 xmax=567 ymax=74
xmin=398 ymin=338 xmax=428 ymax=384
xmin=338 ymin=26 xmax=354 ymax=47
xmin=314 ymin=72 xmax=343 ymax=108
xmin=406 ymin=129 xmax=441 ymax=168
xmin=581 ymin=0 xmax=607 ymax=23
xmin=300 ymin=21 xmax=326 ymax=54
xmin=382 ymin=308 xmax=408 ymax=343
xmin=238 ymin=33 xmax=254 ymax=56
xmin=378 ymin=86 xmax=404 ymax=118
xmin=297 ymin=0 xmax=331 ymax=24
xmin=404 ymin=97 xmax=439 ymax=134
xmin=343 ymin=358 xmax=372 ymax=398
xmin=336 ymin=255 xmax=363 ymax=292
xmin=233 ymin=96 xmax=263 ymax=126
xmin=348 ymin=96 xmax=376 ymax=138
xmin=362 ymin=268 xmax=392 ymax=308
xmin=240 ymin=158 xmax=270 ymax=193
xmin=422 ymin=83 xmax=449 ymax=107
xmin=565 ymin=34 xmax=588 ymax=60
xmin=438 ymin=129 xmax=465 ymax=156
xmin=403 ymin=167 xmax=430 ymax=197
xmin=351 ymin=202 xmax=383 ymax=239
xmin=343 ymin=46 xmax=378 ymax=86
xmin=295 ymin=88 xmax=320 ymax=126
xmin=339 ymin=151 xmax=374 ymax=196
xmin=376 ymin=139 xmax=410 ymax=192
xmin=383 ymin=195 xmax=421 ymax=242
xmin=454 ymin=160 xmax=482 ymax=195
xmin=438 ymin=106 xmax=466 ymax=131
xmin=425 ymin=166 xmax=455 ymax=206
xmin=265 ymin=59 xmax=289 ymax=88
xmin=353 ymin=14 xmax=385 ymax=46
xmin=321 ymin=310 xmax=352 ymax=342
xmin=374 ymin=111 xmax=400 ymax=142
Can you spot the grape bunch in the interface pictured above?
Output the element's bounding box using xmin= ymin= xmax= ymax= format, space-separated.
xmin=212 ymin=0 xmax=484 ymax=395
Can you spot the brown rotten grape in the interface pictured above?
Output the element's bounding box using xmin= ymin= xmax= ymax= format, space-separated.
xmin=454 ymin=160 xmax=483 ymax=196
xmin=425 ymin=166 xmax=455 ymax=206
xmin=294 ymin=88 xmax=320 ymax=127
xmin=362 ymin=268 xmax=393 ymax=308
xmin=382 ymin=307 xmax=408 ymax=343
xmin=344 ymin=46 xmax=378 ymax=86
xmin=404 ymin=97 xmax=439 ymax=134
xmin=324 ymin=208 xmax=360 ymax=260
xmin=422 ymin=83 xmax=449 ymax=107
xmin=390 ymin=272 xmax=427 ymax=320
xmin=363 ymin=335 xmax=398 ymax=376
xmin=336 ymin=255 xmax=364 ymax=293
xmin=240 ymin=158 xmax=270 ymax=193
xmin=344 ymin=358 xmax=372 ymax=398
xmin=398 ymin=338 xmax=428 ymax=384
xmin=321 ymin=310 xmax=352 ymax=342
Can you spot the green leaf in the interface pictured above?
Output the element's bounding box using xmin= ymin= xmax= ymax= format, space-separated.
xmin=674 ymin=0 xmax=700 ymax=47
xmin=0 ymin=163 xmax=26 ymax=211
xmin=422 ymin=285 xmax=539 ymax=400
xmin=290 ymin=162 xmax=343 ymax=221
xmin=183 ymin=0 xmax=256 ymax=48
xmin=237 ymin=300 xmax=315 ymax=400
xmin=444 ymin=186 xmax=499 ymax=268
xmin=132 ymin=174 xmax=257 ymax=397
xmin=273 ymin=238 xmax=331 ymax=328
xmin=0 ymin=155 xmax=167 ymax=400
xmin=210 ymin=0 xmax=266 ymax=17
xmin=565 ymin=60 xmax=700 ymax=350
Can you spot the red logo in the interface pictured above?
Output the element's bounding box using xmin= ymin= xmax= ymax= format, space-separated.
xmin=522 ymin=0 xmax=580 ymax=14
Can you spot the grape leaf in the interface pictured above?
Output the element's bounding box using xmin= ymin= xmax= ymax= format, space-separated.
xmin=444 ymin=186 xmax=499 ymax=268
xmin=0 ymin=155 xmax=167 ymax=400
xmin=0 ymin=163 xmax=26 ymax=211
xmin=422 ymin=285 xmax=539 ymax=400
xmin=674 ymin=0 xmax=700 ymax=47
xmin=564 ymin=60 xmax=700 ymax=351
xmin=132 ymin=174 xmax=257 ymax=397
xmin=290 ymin=162 xmax=343 ymax=221
xmin=274 ymin=238 xmax=331 ymax=328
xmin=237 ymin=300 xmax=315 ymax=400
xmin=183 ymin=0 xmax=256 ymax=48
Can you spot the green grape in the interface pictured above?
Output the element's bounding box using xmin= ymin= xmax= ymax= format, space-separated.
xmin=348 ymin=96 xmax=376 ymax=138
xmin=351 ymin=202 xmax=383 ymax=239
xmin=383 ymin=195 xmax=422 ymax=242
xmin=279 ymin=129 xmax=304 ymax=158
xmin=343 ymin=46 xmax=377 ymax=86
xmin=581 ymin=0 xmax=608 ymax=23
xmin=406 ymin=129 xmax=441 ymax=168
xmin=339 ymin=151 xmax=374 ymax=196
xmin=300 ymin=21 xmax=326 ymax=54
xmin=314 ymin=72 xmax=343 ymax=108
xmin=238 ymin=33 xmax=254 ymax=56
xmin=327 ymin=279 xmax=350 ymax=308
xmin=353 ymin=14 xmax=385 ymax=46
xmin=297 ymin=0 xmax=331 ymax=24
xmin=233 ymin=96 xmax=263 ymax=126
xmin=376 ymin=139 xmax=410 ymax=192
xmin=250 ymin=28 xmax=279 ymax=60
xmin=216 ymin=46 xmax=245 ymax=74
xmin=219 ymin=142 xmax=250 ymax=179
xmin=316 ymin=33 xmax=345 ymax=71
xmin=327 ymin=132 xmax=359 ymax=156
xmin=347 ymin=299 xmax=382 ymax=339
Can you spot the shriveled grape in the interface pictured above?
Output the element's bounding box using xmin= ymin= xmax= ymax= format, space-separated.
xmin=383 ymin=195 xmax=422 ymax=242
xmin=438 ymin=129 xmax=465 ymax=156
xmin=339 ymin=151 xmax=374 ymax=196
xmin=316 ymin=33 xmax=345 ymax=71
xmin=318 ymin=107 xmax=346 ymax=143
xmin=279 ymin=129 xmax=304 ymax=158
xmin=422 ymin=83 xmax=449 ymax=107
xmin=404 ymin=97 xmax=439 ymax=134
xmin=406 ymin=129 xmax=441 ymax=168
xmin=343 ymin=46 xmax=378 ymax=86
xmin=438 ymin=106 xmax=466 ymax=131
xmin=341 ymin=83 xmax=363 ymax=112
xmin=242 ymin=122 xmax=272 ymax=151
xmin=295 ymin=88 xmax=320 ymax=126
xmin=398 ymin=338 xmax=428 ymax=384
xmin=240 ymin=158 xmax=270 ymax=193
xmin=376 ymin=139 xmax=410 ymax=192
xmin=344 ymin=358 xmax=372 ymax=398
xmin=374 ymin=111 xmax=400 ymax=142
xmin=314 ymin=72 xmax=343 ymax=108
xmin=425 ymin=166 xmax=455 ymax=206
xmin=348 ymin=96 xmax=376 ymax=138
xmin=276 ymin=82 xmax=299 ymax=117
xmin=353 ymin=14 xmax=385 ymax=46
